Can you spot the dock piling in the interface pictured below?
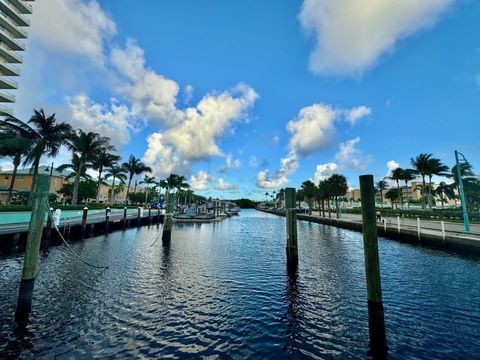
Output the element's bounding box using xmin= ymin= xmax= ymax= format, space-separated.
xmin=148 ymin=207 xmax=152 ymax=225
xmin=105 ymin=207 xmax=110 ymax=233
xmin=441 ymin=221 xmax=445 ymax=241
xmin=285 ymin=187 xmax=298 ymax=267
xmin=417 ymin=218 xmax=421 ymax=240
xmin=397 ymin=216 xmax=401 ymax=233
xmin=359 ymin=175 xmax=388 ymax=358
xmin=16 ymin=174 xmax=50 ymax=320
xmin=123 ymin=207 xmax=128 ymax=230
xmin=137 ymin=207 xmax=141 ymax=227
xmin=81 ymin=207 xmax=88 ymax=238
xmin=162 ymin=192 xmax=175 ymax=242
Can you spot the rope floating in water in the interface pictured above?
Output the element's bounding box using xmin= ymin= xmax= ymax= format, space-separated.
xmin=46 ymin=203 xmax=110 ymax=271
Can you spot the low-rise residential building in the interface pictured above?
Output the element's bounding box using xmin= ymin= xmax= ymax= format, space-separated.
xmin=0 ymin=165 xmax=70 ymax=204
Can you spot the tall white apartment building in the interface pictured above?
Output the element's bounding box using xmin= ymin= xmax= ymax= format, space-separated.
xmin=0 ymin=0 xmax=34 ymax=116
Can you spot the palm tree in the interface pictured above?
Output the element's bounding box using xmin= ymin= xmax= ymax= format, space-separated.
xmin=1 ymin=110 xmax=71 ymax=205
xmin=122 ymin=155 xmax=152 ymax=205
xmin=410 ymin=153 xmax=434 ymax=209
xmin=433 ymin=182 xmax=456 ymax=209
xmin=375 ymin=180 xmax=388 ymax=204
xmin=65 ymin=130 xmax=110 ymax=205
xmin=317 ymin=180 xmax=330 ymax=217
xmin=388 ymin=167 xmax=404 ymax=207
xmin=0 ymin=130 xmax=33 ymax=204
xmin=426 ymin=158 xmax=449 ymax=209
xmin=57 ymin=154 xmax=94 ymax=182
xmin=140 ymin=175 xmax=156 ymax=204
xmin=327 ymin=174 xmax=348 ymax=218
xmin=385 ymin=188 xmax=401 ymax=209
xmin=104 ymin=165 xmax=127 ymax=205
xmin=301 ymin=180 xmax=316 ymax=214
xmin=92 ymin=146 xmax=119 ymax=203
xmin=399 ymin=169 xmax=416 ymax=208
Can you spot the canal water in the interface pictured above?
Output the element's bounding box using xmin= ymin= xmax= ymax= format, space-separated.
xmin=1 ymin=210 xmax=479 ymax=359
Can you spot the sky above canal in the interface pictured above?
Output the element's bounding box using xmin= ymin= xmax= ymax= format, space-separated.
xmin=7 ymin=0 xmax=480 ymax=199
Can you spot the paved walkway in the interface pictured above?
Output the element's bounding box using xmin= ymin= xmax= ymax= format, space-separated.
xmin=309 ymin=211 xmax=480 ymax=239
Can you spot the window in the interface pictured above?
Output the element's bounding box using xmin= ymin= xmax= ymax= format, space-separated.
xmin=4 ymin=175 xmax=8 ymax=180
xmin=17 ymin=175 xmax=24 ymax=181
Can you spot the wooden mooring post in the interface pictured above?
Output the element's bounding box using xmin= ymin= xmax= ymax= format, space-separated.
xmin=285 ymin=187 xmax=298 ymax=267
xmin=137 ymin=207 xmax=141 ymax=227
xmin=148 ymin=207 xmax=152 ymax=225
xmin=105 ymin=207 xmax=111 ymax=233
xmin=81 ymin=206 xmax=88 ymax=238
xmin=16 ymin=174 xmax=50 ymax=320
xmin=162 ymin=192 xmax=175 ymax=242
xmin=359 ymin=175 xmax=387 ymax=358
xmin=123 ymin=207 xmax=128 ymax=230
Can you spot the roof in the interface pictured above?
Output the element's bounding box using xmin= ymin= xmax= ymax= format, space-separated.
xmin=0 ymin=165 xmax=71 ymax=178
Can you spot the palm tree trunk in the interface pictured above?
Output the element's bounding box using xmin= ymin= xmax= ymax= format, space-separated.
xmin=27 ymin=156 xmax=41 ymax=206
xmin=72 ymin=160 xmax=84 ymax=205
xmin=421 ymin=175 xmax=426 ymax=209
xmin=110 ymin=176 xmax=116 ymax=205
xmin=428 ymin=176 xmax=433 ymax=209
xmin=96 ymin=165 xmax=103 ymax=203
xmin=125 ymin=176 xmax=132 ymax=205
xmin=6 ymin=155 xmax=21 ymax=205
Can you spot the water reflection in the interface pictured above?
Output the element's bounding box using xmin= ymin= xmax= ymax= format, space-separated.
xmin=283 ymin=263 xmax=301 ymax=354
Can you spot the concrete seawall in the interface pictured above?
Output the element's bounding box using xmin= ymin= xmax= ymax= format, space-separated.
xmin=260 ymin=209 xmax=480 ymax=255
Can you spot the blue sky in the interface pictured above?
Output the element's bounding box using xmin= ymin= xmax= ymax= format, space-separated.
xmin=6 ymin=0 xmax=480 ymax=199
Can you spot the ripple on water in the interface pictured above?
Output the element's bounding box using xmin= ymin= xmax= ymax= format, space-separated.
xmin=1 ymin=209 xmax=480 ymax=359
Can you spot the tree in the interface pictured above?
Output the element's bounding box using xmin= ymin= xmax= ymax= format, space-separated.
xmin=0 ymin=110 xmax=71 ymax=205
xmin=317 ymin=179 xmax=330 ymax=217
xmin=385 ymin=188 xmax=401 ymax=209
xmin=105 ymin=165 xmax=127 ymax=205
xmin=388 ymin=167 xmax=404 ymax=207
xmin=57 ymin=153 xmax=93 ymax=182
xmin=399 ymin=169 xmax=416 ymax=207
xmin=327 ymin=174 xmax=348 ymax=218
xmin=433 ymin=182 xmax=456 ymax=209
xmin=58 ymin=178 xmax=97 ymax=203
xmin=140 ymin=175 xmax=156 ymax=204
xmin=122 ymin=155 xmax=152 ymax=205
xmin=426 ymin=158 xmax=449 ymax=209
xmin=300 ymin=180 xmax=316 ymax=214
xmin=65 ymin=130 xmax=110 ymax=205
xmin=92 ymin=146 xmax=119 ymax=203
xmin=410 ymin=153 xmax=434 ymax=209
xmin=375 ymin=180 xmax=388 ymax=204
xmin=0 ymin=131 xmax=33 ymax=204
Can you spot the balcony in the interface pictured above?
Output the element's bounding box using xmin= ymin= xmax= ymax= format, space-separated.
xmin=0 ymin=11 xmax=27 ymax=38
xmin=9 ymin=0 xmax=32 ymax=15
xmin=0 ymin=62 xmax=20 ymax=76
xmin=0 ymin=1 xmax=30 ymax=26
xmin=0 ymin=76 xmax=18 ymax=89
xmin=0 ymin=27 xmax=25 ymax=50
xmin=0 ymin=43 xmax=22 ymax=62
xmin=0 ymin=105 xmax=12 ymax=115
xmin=0 ymin=90 xmax=14 ymax=102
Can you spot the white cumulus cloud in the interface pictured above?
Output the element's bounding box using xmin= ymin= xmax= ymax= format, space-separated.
xmin=190 ymin=170 xmax=214 ymax=191
xmin=299 ymin=0 xmax=453 ymax=75
xmin=256 ymin=151 xmax=298 ymax=189
xmin=214 ymin=178 xmax=240 ymax=191
xmin=66 ymin=94 xmax=139 ymax=149
xmin=345 ymin=106 xmax=372 ymax=125
xmin=312 ymin=162 xmax=338 ymax=183
xmin=32 ymin=0 xmax=116 ymax=64
xmin=335 ymin=137 xmax=370 ymax=170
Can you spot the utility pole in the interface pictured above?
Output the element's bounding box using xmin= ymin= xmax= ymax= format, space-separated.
xmin=455 ymin=150 xmax=471 ymax=233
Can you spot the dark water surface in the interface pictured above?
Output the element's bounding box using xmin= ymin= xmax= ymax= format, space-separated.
xmin=1 ymin=210 xmax=480 ymax=359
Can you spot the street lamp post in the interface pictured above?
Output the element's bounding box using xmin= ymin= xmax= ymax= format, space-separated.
xmin=454 ymin=150 xmax=470 ymax=233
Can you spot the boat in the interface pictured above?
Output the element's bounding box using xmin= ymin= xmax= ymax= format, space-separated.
xmin=194 ymin=212 xmax=215 ymax=220
xmin=173 ymin=208 xmax=196 ymax=219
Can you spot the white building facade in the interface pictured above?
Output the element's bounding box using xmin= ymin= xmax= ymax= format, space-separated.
xmin=0 ymin=0 xmax=34 ymax=116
